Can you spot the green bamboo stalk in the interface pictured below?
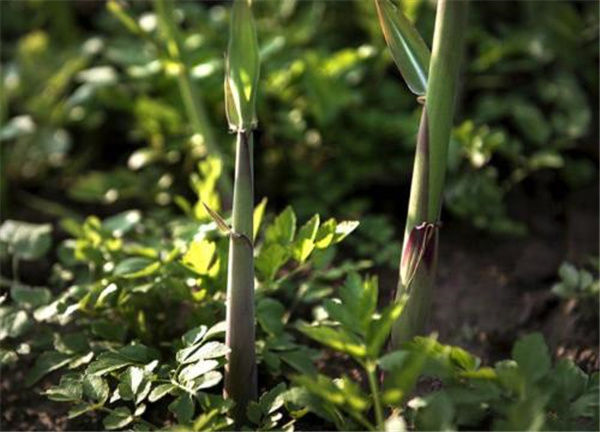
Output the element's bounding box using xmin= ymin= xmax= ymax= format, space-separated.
xmin=388 ymin=0 xmax=468 ymax=348
xmin=225 ymin=130 xmax=256 ymax=423
xmin=153 ymin=0 xmax=232 ymax=200
xmin=222 ymin=0 xmax=260 ymax=424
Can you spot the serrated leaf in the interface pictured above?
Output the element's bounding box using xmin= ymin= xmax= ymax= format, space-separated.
xmin=298 ymin=323 xmax=366 ymax=358
xmin=366 ymin=299 xmax=406 ymax=358
xmin=511 ymin=333 xmax=550 ymax=383
xmin=256 ymin=243 xmax=289 ymax=281
xmin=265 ymin=206 xmax=297 ymax=245
xmin=292 ymin=215 xmax=320 ymax=263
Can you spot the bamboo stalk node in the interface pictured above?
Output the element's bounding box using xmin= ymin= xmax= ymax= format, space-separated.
xmin=417 ymin=95 xmax=426 ymax=105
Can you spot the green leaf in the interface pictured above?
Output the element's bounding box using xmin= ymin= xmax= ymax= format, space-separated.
xmin=298 ymin=323 xmax=366 ymax=358
xmin=178 ymin=359 xmax=219 ymax=383
xmin=102 ymin=210 xmax=141 ymax=237
xmin=54 ymin=332 xmax=90 ymax=355
xmin=193 ymin=371 xmax=223 ymax=391
xmin=225 ymin=0 xmax=260 ymax=130
xmin=414 ymin=391 xmax=455 ymax=431
xmin=11 ymin=285 xmax=52 ymax=308
xmin=86 ymin=352 xmax=132 ymax=376
xmin=374 ymin=0 xmax=430 ymax=96
xmin=26 ymin=351 xmax=73 ymax=386
xmin=118 ymin=366 xmax=151 ymax=404
xmin=182 ymin=325 xmax=208 ymax=346
xmin=44 ymin=374 xmax=83 ymax=401
xmin=0 ymin=307 xmax=31 ymax=340
xmin=113 ymin=257 xmax=160 ymax=279
xmin=0 ymin=220 xmax=52 ymax=260
xmin=103 ymin=406 xmax=134 ymax=430
xmin=257 ymin=298 xmax=286 ymax=336
xmin=91 ymin=320 xmax=127 ymax=342
xmin=247 ymin=401 xmax=263 ymax=424
xmin=253 ymin=197 xmax=268 ymax=241
xmin=265 ymin=206 xmax=297 ymax=245
xmin=333 ymin=221 xmax=359 ymax=243
xmin=256 ymin=243 xmax=289 ymax=281
xmin=181 ymin=240 xmax=216 ymax=275
xmin=314 ymin=219 xmax=336 ymax=249
xmin=177 ymin=341 xmax=229 ymax=365
xmin=149 ymin=384 xmax=176 ymax=402
xmin=280 ymin=349 xmax=318 ymax=376
xmin=68 ymin=403 xmax=93 ymax=419
xmin=511 ymin=333 xmax=551 ymax=382
xmin=86 ymin=344 xmax=158 ymax=376
xmin=169 ymin=393 xmax=195 ymax=424
xmin=292 ymin=215 xmax=320 ymax=263
xmin=366 ymin=299 xmax=406 ymax=358
xmin=259 ymin=382 xmax=287 ymax=415
xmin=83 ymin=375 xmax=109 ymax=404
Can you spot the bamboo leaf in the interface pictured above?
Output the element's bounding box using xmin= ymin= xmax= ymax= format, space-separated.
xmin=374 ymin=0 xmax=431 ymax=96
xmin=225 ymin=0 xmax=260 ymax=130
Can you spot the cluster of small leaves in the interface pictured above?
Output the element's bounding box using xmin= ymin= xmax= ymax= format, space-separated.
xmin=38 ymin=323 xmax=232 ymax=430
xmin=288 ymin=270 xmax=599 ymax=431
xmin=288 ymin=273 xmax=414 ymax=430
xmin=1 ymin=158 xmax=362 ymax=430
xmin=0 ymin=220 xmax=54 ymax=365
xmin=552 ymin=261 xmax=599 ymax=301
xmin=402 ymin=334 xmax=599 ymax=431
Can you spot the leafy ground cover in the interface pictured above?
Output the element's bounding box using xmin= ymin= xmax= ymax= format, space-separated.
xmin=1 ymin=0 xmax=598 ymax=431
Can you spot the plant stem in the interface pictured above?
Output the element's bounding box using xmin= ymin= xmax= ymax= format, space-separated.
xmin=224 ymin=130 xmax=257 ymax=424
xmin=391 ymin=0 xmax=468 ymax=348
xmin=365 ymin=361 xmax=384 ymax=431
xmin=154 ymin=0 xmax=232 ymax=202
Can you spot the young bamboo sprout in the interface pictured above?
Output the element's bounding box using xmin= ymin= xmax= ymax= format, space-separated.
xmin=375 ymin=0 xmax=468 ymax=348
xmin=223 ymin=0 xmax=260 ymax=423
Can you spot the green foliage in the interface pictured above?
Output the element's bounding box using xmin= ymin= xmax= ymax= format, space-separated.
xmin=552 ymin=261 xmax=600 ymax=300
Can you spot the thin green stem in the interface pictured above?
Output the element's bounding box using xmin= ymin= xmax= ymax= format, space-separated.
xmin=365 ymin=361 xmax=384 ymax=431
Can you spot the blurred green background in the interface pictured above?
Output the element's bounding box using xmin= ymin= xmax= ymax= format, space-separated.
xmin=0 ymin=0 xmax=598 ymax=268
